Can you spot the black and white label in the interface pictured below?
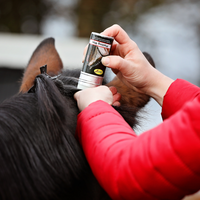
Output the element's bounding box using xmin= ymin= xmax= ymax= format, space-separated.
xmin=89 ymin=39 xmax=111 ymax=49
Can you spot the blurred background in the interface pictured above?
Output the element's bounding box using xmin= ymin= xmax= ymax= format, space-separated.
xmin=0 ymin=0 xmax=200 ymax=133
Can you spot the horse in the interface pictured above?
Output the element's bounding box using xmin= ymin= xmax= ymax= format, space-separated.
xmin=0 ymin=37 xmax=155 ymax=200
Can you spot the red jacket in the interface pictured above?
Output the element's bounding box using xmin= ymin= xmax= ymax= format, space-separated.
xmin=76 ymin=79 xmax=200 ymax=200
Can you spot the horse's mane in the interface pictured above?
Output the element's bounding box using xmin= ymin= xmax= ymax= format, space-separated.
xmin=0 ymin=68 xmax=139 ymax=200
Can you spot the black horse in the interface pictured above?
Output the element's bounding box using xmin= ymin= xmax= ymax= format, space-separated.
xmin=0 ymin=38 xmax=155 ymax=200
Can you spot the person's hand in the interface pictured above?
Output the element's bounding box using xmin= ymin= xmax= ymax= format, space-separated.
xmin=74 ymin=86 xmax=121 ymax=111
xmin=101 ymin=25 xmax=154 ymax=91
xmin=82 ymin=24 xmax=155 ymax=93
xmin=83 ymin=24 xmax=174 ymax=106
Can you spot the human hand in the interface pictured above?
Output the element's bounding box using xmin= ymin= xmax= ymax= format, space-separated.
xmin=83 ymin=24 xmax=174 ymax=106
xmin=82 ymin=24 xmax=155 ymax=94
xmin=100 ymin=25 xmax=174 ymax=106
xmin=101 ymin=24 xmax=164 ymax=93
xmin=74 ymin=86 xmax=121 ymax=111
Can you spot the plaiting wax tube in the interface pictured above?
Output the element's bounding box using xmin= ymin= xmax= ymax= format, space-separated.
xmin=77 ymin=32 xmax=114 ymax=89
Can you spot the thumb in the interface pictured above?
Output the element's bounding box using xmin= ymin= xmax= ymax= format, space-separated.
xmin=101 ymin=56 xmax=131 ymax=75
xmin=102 ymin=56 xmax=136 ymax=91
xmin=74 ymin=90 xmax=81 ymax=101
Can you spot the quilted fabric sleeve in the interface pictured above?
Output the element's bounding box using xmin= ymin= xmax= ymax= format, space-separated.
xmin=76 ymin=98 xmax=200 ymax=200
xmin=162 ymin=79 xmax=200 ymax=120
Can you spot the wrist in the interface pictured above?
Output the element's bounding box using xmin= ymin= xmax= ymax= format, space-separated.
xmin=145 ymin=69 xmax=174 ymax=106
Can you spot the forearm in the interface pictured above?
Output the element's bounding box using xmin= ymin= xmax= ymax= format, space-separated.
xmin=76 ymin=99 xmax=200 ymax=200
xmin=142 ymin=67 xmax=174 ymax=106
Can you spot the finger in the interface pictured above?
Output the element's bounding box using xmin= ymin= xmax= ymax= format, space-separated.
xmin=109 ymin=40 xmax=118 ymax=54
xmin=113 ymin=92 xmax=121 ymax=103
xmin=101 ymin=25 xmax=137 ymax=57
xmin=102 ymin=55 xmax=130 ymax=73
xmin=82 ymin=44 xmax=89 ymax=63
xmin=101 ymin=24 xmax=131 ymax=45
xmin=74 ymin=91 xmax=81 ymax=101
xmin=109 ymin=86 xmax=121 ymax=103
xmin=109 ymin=86 xmax=118 ymax=95
xmin=112 ymin=101 xmax=121 ymax=107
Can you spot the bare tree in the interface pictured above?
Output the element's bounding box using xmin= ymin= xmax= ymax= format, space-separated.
xmin=75 ymin=0 xmax=166 ymax=37
xmin=74 ymin=0 xmax=114 ymax=37
xmin=0 ymin=0 xmax=52 ymax=34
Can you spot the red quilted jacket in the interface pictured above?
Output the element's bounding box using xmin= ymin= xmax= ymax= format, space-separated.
xmin=76 ymin=79 xmax=200 ymax=200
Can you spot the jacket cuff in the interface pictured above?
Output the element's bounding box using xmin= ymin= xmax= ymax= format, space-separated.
xmin=162 ymin=79 xmax=200 ymax=120
xmin=76 ymin=100 xmax=124 ymax=144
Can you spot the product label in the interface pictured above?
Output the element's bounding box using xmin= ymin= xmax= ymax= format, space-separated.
xmin=89 ymin=39 xmax=111 ymax=49
xmin=81 ymin=33 xmax=114 ymax=77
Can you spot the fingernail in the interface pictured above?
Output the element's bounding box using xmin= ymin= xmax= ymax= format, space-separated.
xmin=102 ymin=57 xmax=110 ymax=66
xmin=82 ymin=55 xmax=85 ymax=63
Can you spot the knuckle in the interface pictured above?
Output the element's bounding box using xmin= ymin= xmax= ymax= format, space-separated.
xmin=113 ymin=24 xmax=121 ymax=29
xmin=131 ymin=40 xmax=138 ymax=49
xmin=112 ymin=24 xmax=122 ymax=32
xmin=114 ymin=56 xmax=123 ymax=66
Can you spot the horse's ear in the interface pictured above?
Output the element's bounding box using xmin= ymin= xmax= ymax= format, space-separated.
xmin=20 ymin=38 xmax=63 ymax=93
xmin=106 ymin=52 xmax=155 ymax=108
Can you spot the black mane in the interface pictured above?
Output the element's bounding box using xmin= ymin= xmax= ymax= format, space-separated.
xmin=0 ymin=68 xmax=139 ymax=200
